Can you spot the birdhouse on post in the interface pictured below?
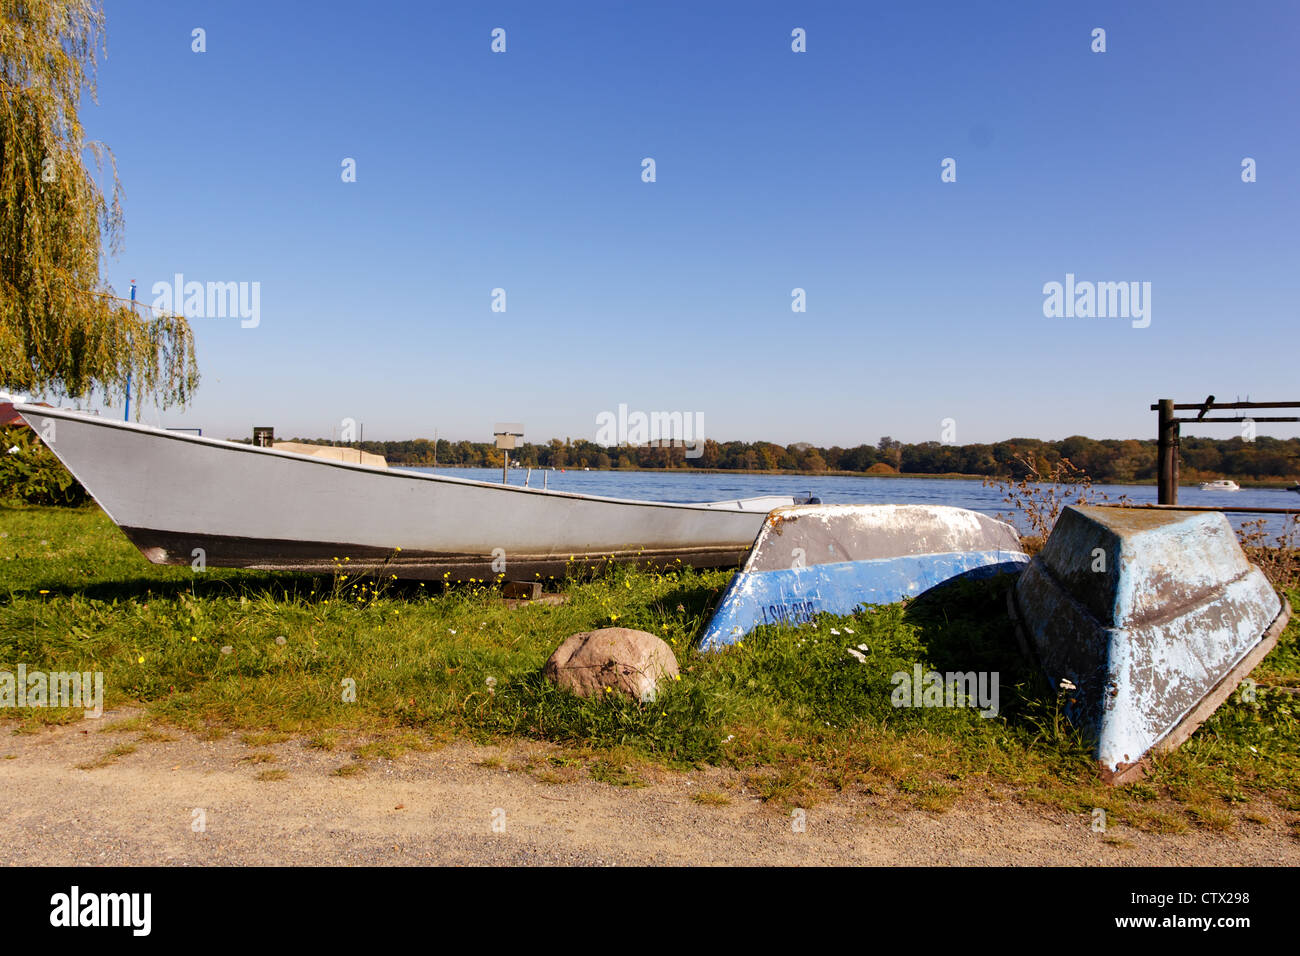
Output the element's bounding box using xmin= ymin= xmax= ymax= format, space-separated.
xmin=494 ymin=423 xmax=524 ymax=484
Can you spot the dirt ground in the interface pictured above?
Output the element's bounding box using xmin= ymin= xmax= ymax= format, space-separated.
xmin=2 ymin=709 xmax=1295 ymax=866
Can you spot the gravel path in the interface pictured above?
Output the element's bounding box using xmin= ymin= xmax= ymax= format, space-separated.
xmin=2 ymin=710 xmax=1295 ymax=866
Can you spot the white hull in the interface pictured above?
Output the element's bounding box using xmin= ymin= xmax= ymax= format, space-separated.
xmin=15 ymin=405 xmax=792 ymax=580
xmin=1198 ymin=480 xmax=1240 ymax=491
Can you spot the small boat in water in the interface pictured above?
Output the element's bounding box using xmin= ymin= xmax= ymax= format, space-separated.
xmin=699 ymin=504 xmax=1029 ymax=650
xmin=13 ymin=403 xmax=805 ymax=581
xmin=1198 ymin=479 xmax=1240 ymax=491
xmin=1011 ymin=505 xmax=1289 ymax=783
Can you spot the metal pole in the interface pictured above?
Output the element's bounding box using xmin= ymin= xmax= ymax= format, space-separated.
xmin=502 ymin=449 xmax=509 ymax=485
xmin=1157 ymin=398 xmax=1179 ymax=505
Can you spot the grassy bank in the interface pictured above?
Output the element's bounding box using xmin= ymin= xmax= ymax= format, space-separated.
xmin=1 ymin=502 xmax=1297 ymax=835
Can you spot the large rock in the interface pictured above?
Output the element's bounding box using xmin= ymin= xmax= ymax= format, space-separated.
xmin=544 ymin=628 xmax=679 ymax=702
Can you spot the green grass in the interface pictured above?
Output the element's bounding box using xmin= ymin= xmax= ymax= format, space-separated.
xmin=1 ymin=501 xmax=1297 ymax=832
xmin=690 ymin=789 xmax=732 ymax=806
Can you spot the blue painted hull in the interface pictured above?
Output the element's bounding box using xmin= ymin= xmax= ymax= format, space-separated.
xmin=1013 ymin=505 xmax=1288 ymax=782
xmin=700 ymin=549 xmax=1028 ymax=650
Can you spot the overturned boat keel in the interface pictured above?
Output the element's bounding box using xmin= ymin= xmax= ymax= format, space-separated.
xmin=1012 ymin=505 xmax=1291 ymax=784
xmin=699 ymin=504 xmax=1029 ymax=650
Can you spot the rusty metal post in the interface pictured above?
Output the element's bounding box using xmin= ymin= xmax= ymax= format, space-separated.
xmin=1157 ymin=399 xmax=1179 ymax=505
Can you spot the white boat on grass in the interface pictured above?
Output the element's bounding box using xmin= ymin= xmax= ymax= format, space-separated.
xmin=12 ymin=403 xmax=803 ymax=581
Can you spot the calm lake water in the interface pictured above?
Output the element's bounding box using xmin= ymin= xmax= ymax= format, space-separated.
xmin=402 ymin=468 xmax=1299 ymax=537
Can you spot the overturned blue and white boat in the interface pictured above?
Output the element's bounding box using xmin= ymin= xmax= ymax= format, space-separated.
xmin=698 ymin=504 xmax=1029 ymax=650
xmin=1012 ymin=505 xmax=1291 ymax=784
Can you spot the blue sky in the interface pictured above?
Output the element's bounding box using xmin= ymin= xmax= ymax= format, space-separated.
xmin=73 ymin=0 xmax=1299 ymax=445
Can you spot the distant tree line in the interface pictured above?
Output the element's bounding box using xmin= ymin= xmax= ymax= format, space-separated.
xmin=269 ymin=434 xmax=1300 ymax=482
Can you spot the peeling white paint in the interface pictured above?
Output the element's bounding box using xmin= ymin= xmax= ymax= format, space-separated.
xmin=1017 ymin=505 xmax=1282 ymax=773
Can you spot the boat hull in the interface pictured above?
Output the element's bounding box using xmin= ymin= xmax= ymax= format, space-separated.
xmin=1011 ymin=505 xmax=1288 ymax=783
xmin=699 ymin=504 xmax=1029 ymax=650
xmin=15 ymin=405 xmax=785 ymax=581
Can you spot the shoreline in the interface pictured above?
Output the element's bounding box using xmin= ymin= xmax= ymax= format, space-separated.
xmin=398 ymin=465 xmax=1299 ymax=490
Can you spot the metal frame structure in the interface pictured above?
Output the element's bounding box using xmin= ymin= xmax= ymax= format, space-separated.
xmin=1154 ymin=395 xmax=1300 ymax=505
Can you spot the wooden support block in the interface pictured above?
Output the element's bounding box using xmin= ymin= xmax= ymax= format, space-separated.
xmin=501 ymin=580 xmax=542 ymax=600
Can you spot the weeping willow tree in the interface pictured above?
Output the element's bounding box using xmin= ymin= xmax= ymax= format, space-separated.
xmin=0 ymin=0 xmax=197 ymax=407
